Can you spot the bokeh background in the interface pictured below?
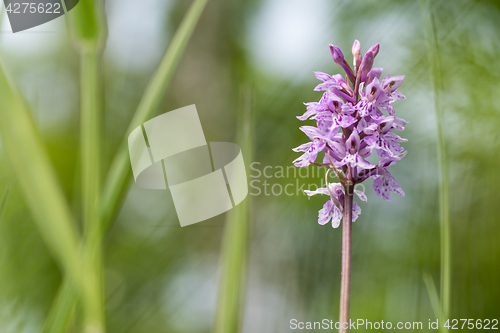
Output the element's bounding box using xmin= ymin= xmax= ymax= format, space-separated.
xmin=0 ymin=0 xmax=499 ymax=332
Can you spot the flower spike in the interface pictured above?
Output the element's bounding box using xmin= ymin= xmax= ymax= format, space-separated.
xmin=293 ymin=40 xmax=407 ymax=226
xmin=293 ymin=40 xmax=407 ymax=333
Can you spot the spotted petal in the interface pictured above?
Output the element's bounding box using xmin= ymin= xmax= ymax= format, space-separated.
xmin=334 ymin=114 xmax=358 ymax=128
xmin=352 ymin=201 xmax=362 ymax=222
xmin=297 ymin=102 xmax=320 ymax=121
xmin=354 ymin=190 xmax=367 ymax=202
xmin=314 ymin=71 xmax=332 ymax=82
xmin=318 ymin=200 xmax=342 ymax=227
xmin=372 ymin=169 xmax=405 ymax=202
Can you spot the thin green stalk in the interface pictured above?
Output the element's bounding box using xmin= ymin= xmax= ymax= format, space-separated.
xmin=80 ymin=50 xmax=101 ymax=239
xmin=0 ymin=58 xmax=99 ymax=331
xmin=100 ymin=0 xmax=209 ymax=230
xmin=44 ymin=1 xmax=107 ymax=332
xmin=44 ymin=55 xmax=106 ymax=331
xmin=420 ymin=0 xmax=451 ymax=326
xmin=213 ymin=87 xmax=253 ymax=333
xmin=214 ymin=200 xmax=250 ymax=333
xmin=80 ymin=48 xmax=104 ymax=277
xmin=80 ymin=48 xmax=105 ymax=333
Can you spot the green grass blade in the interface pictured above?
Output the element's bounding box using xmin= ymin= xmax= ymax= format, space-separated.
xmin=43 ymin=279 xmax=77 ymax=333
xmin=0 ymin=59 xmax=94 ymax=317
xmin=420 ymin=0 xmax=451 ymax=326
xmin=423 ymin=273 xmax=448 ymax=333
xmin=214 ymin=86 xmax=253 ymax=333
xmin=100 ymin=0 xmax=208 ymax=230
xmin=44 ymin=2 xmax=107 ymax=332
xmin=423 ymin=273 xmax=440 ymax=321
xmin=80 ymin=50 xmax=102 ymax=237
xmin=78 ymin=46 xmax=106 ymax=333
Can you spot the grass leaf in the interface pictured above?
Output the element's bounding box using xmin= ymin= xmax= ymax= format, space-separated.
xmin=0 ymin=59 xmax=95 ymax=318
xmin=423 ymin=272 xmax=440 ymax=320
xmin=100 ymin=0 xmax=209 ymax=230
xmin=43 ymin=279 xmax=77 ymax=333
xmin=214 ymin=85 xmax=254 ymax=333
xmin=45 ymin=1 xmax=107 ymax=331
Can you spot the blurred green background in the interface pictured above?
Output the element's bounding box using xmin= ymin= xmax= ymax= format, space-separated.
xmin=0 ymin=0 xmax=499 ymax=332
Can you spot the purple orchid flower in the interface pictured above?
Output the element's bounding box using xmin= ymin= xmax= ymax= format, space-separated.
xmin=372 ymin=168 xmax=405 ymax=202
xmin=314 ymin=94 xmax=358 ymax=129
xmin=313 ymin=72 xmax=343 ymax=91
xmin=293 ymin=125 xmax=340 ymax=167
xmin=361 ymin=116 xmax=408 ymax=157
xmin=293 ymin=40 xmax=407 ymax=227
xmin=366 ymin=67 xmax=383 ymax=85
xmin=305 ymin=183 xmax=366 ymax=228
xmin=338 ymin=128 xmax=374 ymax=170
xmin=294 ymin=41 xmax=407 ymax=330
xmin=355 ymin=78 xmax=387 ymax=119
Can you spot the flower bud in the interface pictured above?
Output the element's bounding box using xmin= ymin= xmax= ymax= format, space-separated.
xmin=352 ymin=40 xmax=361 ymax=68
xmin=359 ymin=51 xmax=374 ymax=73
xmin=367 ymin=43 xmax=380 ymax=57
xmin=330 ymin=44 xmax=344 ymax=65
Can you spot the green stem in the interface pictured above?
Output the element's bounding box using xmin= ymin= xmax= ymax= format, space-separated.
xmin=44 ymin=1 xmax=106 ymax=331
xmin=213 ymin=198 xmax=249 ymax=333
xmin=213 ymin=87 xmax=253 ymax=333
xmin=80 ymin=48 xmax=105 ymax=333
xmin=0 ymin=59 xmax=95 ymax=333
xmin=81 ymin=50 xmax=101 ymax=237
xmin=420 ymin=0 xmax=451 ymax=326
